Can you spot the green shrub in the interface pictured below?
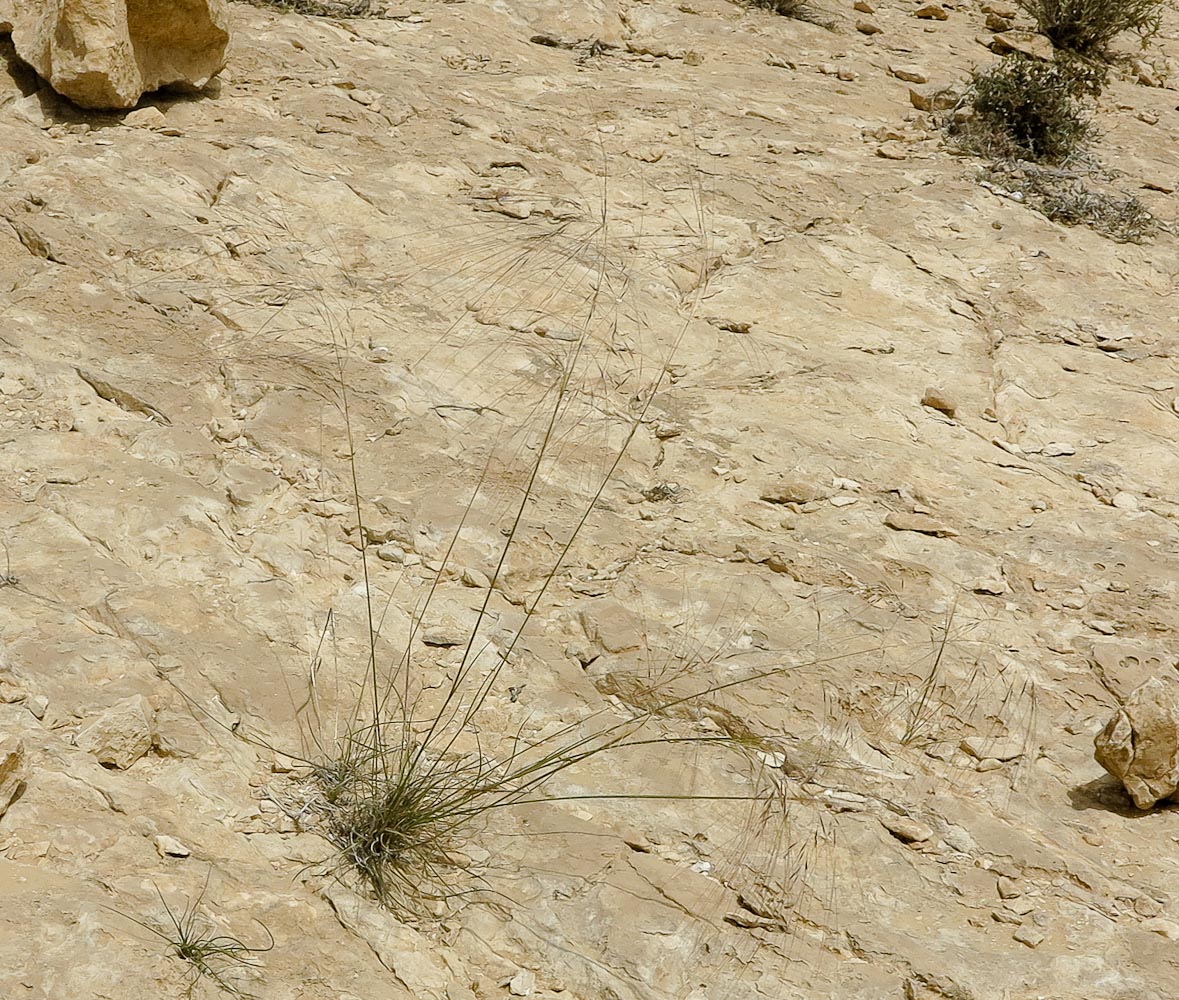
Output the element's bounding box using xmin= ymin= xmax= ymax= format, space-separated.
xmin=1016 ymin=0 xmax=1163 ymax=54
xmin=241 ymin=0 xmax=374 ymax=15
xmin=745 ymin=0 xmax=832 ymax=26
xmin=953 ymin=56 xmax=1097 ymax=164
xmin=748 ymin=0 xmax=811 ymax=13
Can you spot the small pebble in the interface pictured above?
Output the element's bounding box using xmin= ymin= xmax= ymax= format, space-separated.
xmin=921 ymin=387 xmax=956 ymax=417
xmin=461 ymin=567 xmax=491 ymax=589
xmin=153 ymin=835 xmax=192 ymax=858
xmin=509 ymin=969 xmax=537 ymax=996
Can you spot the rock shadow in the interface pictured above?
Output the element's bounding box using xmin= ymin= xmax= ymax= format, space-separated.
xmin=1 ymin=36 xmax=40 ymax=99
xmin=1068 ymin=774 xmax=1179 ymax=817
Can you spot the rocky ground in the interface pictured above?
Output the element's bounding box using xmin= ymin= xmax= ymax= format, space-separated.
xmin=2 ymin=1 xmax=1179 ymax=998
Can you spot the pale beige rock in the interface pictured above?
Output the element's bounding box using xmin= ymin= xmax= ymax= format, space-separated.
xmin=1131 ymin=58 xmax=1162 ymax=87
xmin=960 ymin=736 xmax=1023 ymax=761
xmin=123 ymin=106 xmax=166 ymax=129
xmin=509 ymin=969 xmax=537 ymax=996
xmin=153 ymin=833 xmax=191 ymax=857
xmin=921 ymin=386 xmax=957 ymax=418
xmin=75 ymin=695 xmax=155 ymax=769
xmin=880 ymin=813 xmax=933 ymax=843
xmin=909 ymin=86 xmax=959 ymax=112
xmin=322 ymin=885 xmax=475 ymax=1000
xmin=883 ymin=512 xmax=958 ymax=537
xmin=2 ymin=0 xmax=1179 ymax=995
xmin=760 ymin=476 xmax=832 ymax=505
xmin=989 ymin=30 xmax=1054 ymax=60
xmin=1013 ymin=927 xmax=1044 ymax=948
xmin=1141 ymin=918 xmax=1179 ymax=941
xmin=996 ymin=875 xmax=1021 ymax=899
xmin=889 ymin=65 xmax=929 ymax=84
xmin=4 ymin=0 xmax=229 ymax=110
xmin=422 ymin=620 xmax=469 ymax=647
xmin=1095 ymin=674 xmax=1179 ymax=809
xmin=579 ymin=599 xmax=643 ymax=653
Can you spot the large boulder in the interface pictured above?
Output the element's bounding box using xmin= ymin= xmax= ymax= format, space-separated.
xmin=0 ymin=0 xmax=229 ymax=110
xmin=1094 ymin=672 xmax=1179 ymax=809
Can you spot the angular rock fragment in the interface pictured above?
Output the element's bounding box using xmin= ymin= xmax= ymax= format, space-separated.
xmin=883 ymin=512 xmax=958 ymax=537
xmin=889 ymin=64 xmax=929 ymax=84
xmin=1094 ymin=673 xmax=1179 ymax=809
xmin=910 ymin=84 xmax=957 ymax=111
xmin=988 ymin=30 xmax=1054 ymax=60
xmin=75 ymin=694 xmax=155 ymax=770
xmin=153 ymin=834 xmax=192 ymax=858
xmin=760 ymin=476 xmax=831 ymax=505
xmin=879 ymin=812 xmax=933 ymax=843
xmin=921 ymin=387 xmax=957 ymax=418
xmin=579 ymin=599 xmax=643 ymax=654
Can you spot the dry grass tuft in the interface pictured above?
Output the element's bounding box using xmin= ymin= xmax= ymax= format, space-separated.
xmin=114 ymin=877 xmax=273 ymax=999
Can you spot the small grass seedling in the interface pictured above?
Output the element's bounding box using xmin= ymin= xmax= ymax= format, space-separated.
xmin=114 ymin=876 xmax=274 ymax=999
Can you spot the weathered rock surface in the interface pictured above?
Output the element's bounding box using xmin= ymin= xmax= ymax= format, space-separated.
xmin=1095 ymin=673 xmax=1179 ymax=809
xmin=74 ymin=695 xmax=155 ymax=769
xmin=1 ymin=0 xmax=229 ymax=109
xmin=322 ymin=885 xmax=475 ymax=1000
xmin=0 ymin=1 xmax=1177 ymax=998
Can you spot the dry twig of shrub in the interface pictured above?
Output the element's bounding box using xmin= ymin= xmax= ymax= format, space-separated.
xmin=1015 ymin=0 xmax=1163 ymax=55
